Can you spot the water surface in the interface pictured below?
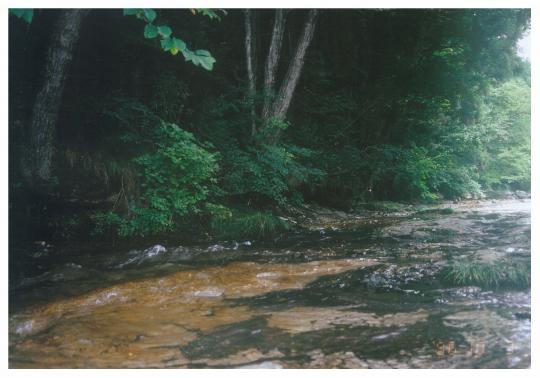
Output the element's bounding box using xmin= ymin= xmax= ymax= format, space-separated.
xmin=9 ymin=199 xmax=531 ymax=368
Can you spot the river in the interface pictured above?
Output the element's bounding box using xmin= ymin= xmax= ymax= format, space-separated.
xmin=8 ymin=199 xmax=531 ymax=368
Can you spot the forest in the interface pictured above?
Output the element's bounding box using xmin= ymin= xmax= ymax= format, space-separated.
xmin=8 ymin=8 xmax=532 ymax=369
xmin=9 ymin=8 xmax=530 ymax=242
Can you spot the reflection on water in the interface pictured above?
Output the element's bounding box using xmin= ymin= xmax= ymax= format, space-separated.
xmin=9 ymin=199 xmax=530 ymax=368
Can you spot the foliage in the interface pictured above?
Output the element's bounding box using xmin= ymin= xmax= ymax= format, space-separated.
xmin=94 ymin=101 xmax=219 ymax=237
xmin=191 ymin=9 xmax=227 ymax=21
xmin=198 ymin=89 xmax=325 ymax=206
xmin=443 ymin=258 xmax=530 ymax=289
xmin=222 ymin=144 xmax=324 ymax=205
xmin=475 ymin=79 xmax=531 ymax=190
xmin=123 ymin=8 xmax=217 ymax=70
xmin=298 ymin=79 xmax=529 ymax=202
xmin=8 ymin=9 xmax=531 ymax=241
xmin=9 ymin=9 xmax=33 ymax=23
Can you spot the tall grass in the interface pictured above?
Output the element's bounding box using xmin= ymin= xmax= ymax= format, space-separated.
xmin=443 ymin=259 xmax=530 ymax=289
xmin=211 ymin=211 xmax=291 ymax=240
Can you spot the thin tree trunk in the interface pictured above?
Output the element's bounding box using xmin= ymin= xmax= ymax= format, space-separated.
xmin=261 ymin=9 xmax=287 ymax=119
xmin=269 ymin=9 xmax=319 ymax=120
xmin=244 ymin=9 xmax=258 ymax=137
xmin=24 ymin=9 xmax=89 ymax=189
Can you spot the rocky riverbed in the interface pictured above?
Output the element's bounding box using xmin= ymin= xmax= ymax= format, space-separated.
xmin=9 ymin=199 xmax=530 ymax=368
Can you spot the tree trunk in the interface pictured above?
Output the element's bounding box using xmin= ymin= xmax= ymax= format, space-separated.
xmin=24 ymin=9 xmax=89 ymax=189
xmin=261 ymin=9 xmax=287 ymax=119
xmin=244 ymin=9 xmax=258 ymax=137
xmin=269 ymin=9 xmax=318 ymax=120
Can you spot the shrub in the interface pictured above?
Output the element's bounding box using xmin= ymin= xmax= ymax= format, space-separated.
xmin=197 ymin=88 xmax=325 ymax=206
xmin=429 ymin=165 xmax=483 ymax=199
xmin=94 ymin=105 xmax=219 ymax=237
xmin=222 ymin=143 xmax=325 ymax=206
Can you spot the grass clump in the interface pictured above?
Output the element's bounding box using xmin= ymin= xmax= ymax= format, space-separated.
xmin=443 ymin=258 xmax=530 ymax=289
xmin=211 ymin=210 xmax=291 ymax=240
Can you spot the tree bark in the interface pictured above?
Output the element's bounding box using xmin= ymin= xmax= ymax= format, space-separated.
xmin=24 ymin=9 xmax=89 ymax=189
xmin=261 ymin=9 xmax=287 ymax=119
xmin=244 ymin=9 xmax=258 ymax=137
xmin=269 ymin=9 xmax=318 ymax=120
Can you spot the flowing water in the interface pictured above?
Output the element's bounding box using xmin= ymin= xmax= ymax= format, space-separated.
xmin=9 ymin=199 xmax=531 ymax=368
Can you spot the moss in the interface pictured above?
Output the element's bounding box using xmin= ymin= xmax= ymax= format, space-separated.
xmin=443 ymin=258 xmax=530 ymax=289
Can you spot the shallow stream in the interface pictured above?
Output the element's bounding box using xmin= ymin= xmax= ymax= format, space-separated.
xmin=9 ymin=199 xmax=531 ymax=368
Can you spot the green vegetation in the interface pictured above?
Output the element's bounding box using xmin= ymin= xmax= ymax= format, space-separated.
xmin=123 ymin=8 xmax=217 ymax=70
xmin=90 ymin=100 xmax=219 ymax=237
xmin=443 ymin=258 xmax=530 ymax=289
xmin=8 ymin=9 xmax=530 ymax=241
xmin=9 ymin=9 xmax=33 ymax=23
xmin=210 ymin=209 xmax=291 ymax=240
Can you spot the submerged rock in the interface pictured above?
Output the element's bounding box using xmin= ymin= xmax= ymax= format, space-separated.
xmin=115 ymin=244 xmax=167 ymax=268
xmin=144 ymin=244 xmax=167 ymax=258
xmin=207 ymin=244 xmax=225 ymax=253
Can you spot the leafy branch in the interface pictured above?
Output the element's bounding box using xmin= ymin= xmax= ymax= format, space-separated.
xmin=123 ymin=8 xmax=218 ymax=71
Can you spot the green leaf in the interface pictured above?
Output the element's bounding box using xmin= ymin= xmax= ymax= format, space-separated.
xmin=173 ymin=38 xmax=187 ymax=52
xmin=194 ymin=50 xmax=216 ymax=71
xmin=192 ymin=9 xmax=226 ymax=21
xmin=143 ymin=9 xmax=157 ymax=23
xmin=157 ymin=25 xmax=172 ymax=38
xmin=144 ymin=24 xmax=158 ymax=39
xmin=161 ymin=37 xmax=187 ymax=55
xmin=160 ymin=37 xmax=174 ymax=51
xmin=194 ymin=49 xmax=212 ymax=57
xmin=10 ymin=9 xmax=33 ymax=23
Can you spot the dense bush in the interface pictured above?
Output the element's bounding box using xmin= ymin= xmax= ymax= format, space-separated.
xmin=299 ymin=79 xmax=529 ymax=203
xmin=222 ymin=143 xmax=324 ymax=205
xmin=94 ymin=101 xmax=219 ymax=237
xmin=475 ymin=80 xmax=531 ymax=190
xmin=198 ymin=89 xmax=325 ymax=206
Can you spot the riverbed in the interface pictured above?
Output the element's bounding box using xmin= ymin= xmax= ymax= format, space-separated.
xmin=9 ymin=199 xmax=531 ymax=368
